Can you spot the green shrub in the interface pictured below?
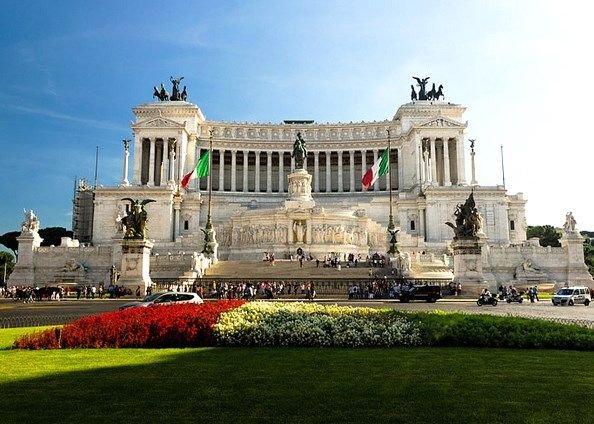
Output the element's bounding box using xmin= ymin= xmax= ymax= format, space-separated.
xmin=408 ymin=312 xmax=594 ymax=350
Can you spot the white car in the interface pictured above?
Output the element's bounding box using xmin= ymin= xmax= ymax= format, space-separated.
xmin=552 ymin=287 xmax=591 ymax=306
xmin=119 ymin=292 xmax=203 ymax=310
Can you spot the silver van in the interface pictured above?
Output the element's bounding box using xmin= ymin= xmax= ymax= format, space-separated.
xmin=552 ymin=287 xmax=591 ymax=306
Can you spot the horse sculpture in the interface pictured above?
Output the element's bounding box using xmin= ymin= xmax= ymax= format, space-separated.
xmin=291 ymin=132 xmax=307 ymax=169
xmin=426 ymin=83 xmax=437 ymax=100
xmin=445 ymin=192 xmax=481 ymax=240
xmin=435 ymin=84 xmax=444 ymax=100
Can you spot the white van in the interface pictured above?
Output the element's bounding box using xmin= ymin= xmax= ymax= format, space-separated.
xmin=552 ymin=286 xmax=591 ymax=306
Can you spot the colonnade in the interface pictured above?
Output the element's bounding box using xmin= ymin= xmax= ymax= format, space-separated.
xmin=201 ymin=149 xmax=399 ymax=193
xmin=133 ymin=137 xmax=181 ymax=187
xmin=419 ymin=137 xmax=465 ymax=186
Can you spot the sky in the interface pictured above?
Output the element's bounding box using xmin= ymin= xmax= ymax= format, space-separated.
xmin=1 ymin=0 xmax=593 ymax=236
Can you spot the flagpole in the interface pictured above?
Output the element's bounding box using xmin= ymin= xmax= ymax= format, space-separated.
xmin=201 ymin=128 xmax=216 ymax=258
xmin=386 ymin=127 xmax=398 ymax=255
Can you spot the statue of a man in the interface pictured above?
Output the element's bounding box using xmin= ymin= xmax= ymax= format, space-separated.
xmin=292 ymin=132 xmax=307 ymax=169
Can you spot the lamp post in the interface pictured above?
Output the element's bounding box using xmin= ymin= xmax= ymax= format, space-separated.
xmin=386 ymin=127 xmax=399 ymax=255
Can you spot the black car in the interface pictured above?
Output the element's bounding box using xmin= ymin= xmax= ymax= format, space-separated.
xmin=398 ymin=285 xmax=441 ymax=303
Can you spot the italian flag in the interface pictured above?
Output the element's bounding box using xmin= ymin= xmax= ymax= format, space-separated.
xmin=181 ymin=151 xmax=210 ymax=189
xmin=361 ymin=149 xmax=389 ymax=190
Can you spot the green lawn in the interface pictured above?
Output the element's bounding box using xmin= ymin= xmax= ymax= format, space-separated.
xmin=1 ymin=327 xmax=593 ymax=424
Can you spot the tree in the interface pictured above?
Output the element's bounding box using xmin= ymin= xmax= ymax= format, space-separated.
xmin=526 ymin=225 xmax=561 ymax=247
xmin=39 ymin=227 xmax=73 ymax=247
xmin=0 ymin=227 xmax=73 ymax=260
xmin=0 ymin=251 xmax=15 ymax=285
xmin=0 ymin=231 xmax=19 ymax=258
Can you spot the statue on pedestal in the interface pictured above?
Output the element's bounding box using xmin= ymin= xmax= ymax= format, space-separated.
xmin=21 ymin=209 xmax=40 ymax=234
xmin=120 ymin=198 xmax=156 ymax=239
xmin=445 ymin=192 xmax=482 ymax=240
xmin=291 ymin=132 xmax=307 ymax=169
xmin=563 ymin=211 xmax=577 ymax=233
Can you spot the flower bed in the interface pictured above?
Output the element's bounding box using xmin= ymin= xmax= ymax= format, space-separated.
xmin=214 ymin=302 xmax=422 ymax=347
xmin=14 ymin=300 xmax=244 ymax=349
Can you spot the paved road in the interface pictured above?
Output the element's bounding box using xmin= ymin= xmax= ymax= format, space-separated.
xmin=1 ymin=297 xmax=593 ymax=327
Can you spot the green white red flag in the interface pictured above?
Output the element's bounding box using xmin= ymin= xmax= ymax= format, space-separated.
xmin=361 ymin=149 xmax=389 ymax=190
xmin=181 ymin=151 xmax=209 ymax=189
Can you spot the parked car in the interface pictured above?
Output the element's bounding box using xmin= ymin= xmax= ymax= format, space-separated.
xmin=551 ymin=287 xmax=591 ymax=306
xmin=399 ymin=285 xmax=441 ymax=303
xmin=119 ymin=292 xmax=203 ymax=310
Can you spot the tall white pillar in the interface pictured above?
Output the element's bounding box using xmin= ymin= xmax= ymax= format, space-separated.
xmin=255 ymin=151 xmax=261 ymax=192
xmin=121 ymin=139 xmax=130 ymax=186
xmin=231 ymin=150 xmax=237 ymax=191
xmin=443 ymin=140 xmax=451 ymax=186
xmin=430 ymin=138 xmax=437 ymax=185
xmin=148 ymin=138 xmax=156 ymax=186
xmin=456 ymin=138 xmax=467 ymax=185
xmin=133 ymin=134 xmax=142 ymax=185
xmin=278 ymin=152 xmax=284 ymax=192
xmin=313 ymin=152 xmax=319 ymax=192
xmin=361 ymin=150 xmax=366 ymax=191
xmin=168 ymin=139 xmax=176 ymax=187
xmin=290 ymin=156 xmax=295 ymax=172
xmin=397 ymin=148 xmax=403 ymax=190
xmin=218 ymin=149 xmax=225 ymax=191
xmin=243 ymin=150 xmax=249 ymax=192
xmin=267 ymin=152 xmax=272 ymax=193
xmin=349 ymin=150 xmax=355 ymax=192
xmin=337 ymin=151 xmax=343 ymax=192
xmin=325 ymin=152 xmax=331 ymax=192
xmin=373 ymin=149 xmax=379 ymax=191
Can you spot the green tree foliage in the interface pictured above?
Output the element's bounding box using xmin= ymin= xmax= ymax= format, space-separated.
xmin=582 ymin=232 xmax=594 ymax=277
xmin=38 ymin=227 xmax=73 ymax=247
xmin=0 ymin=227 xmax=73 ymax=260
xmin=0 ymin=231 xmax=19 ymax=258
xmin=0 ymin=251 xmax=15 ymax=285
xmin=526 ymin=225 xmax=561 ymax=247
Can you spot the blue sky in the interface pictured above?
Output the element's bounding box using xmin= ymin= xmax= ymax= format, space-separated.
xmin=1 ymin=0 xmax=593 ymax=236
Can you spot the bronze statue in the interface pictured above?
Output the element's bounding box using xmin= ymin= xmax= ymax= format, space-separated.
xmin=120 ymin=198 xmax=156 ymax=239
xmin=410 ymin=85 xmax=417 ymax=101
xmin=413 ymin=76 xmax=430 ymax=100
xmin=291 ymin=132 xmax=307 ymax=169
xmin=426 ymin=83 xmax=437 ymax=100
xmin=445 ymin=192 xmax=482 ymax=240
xmin=170 ymin=76 xmax=184 ymax=101
xmin=435 ymin=84 xmax=444 ymax=100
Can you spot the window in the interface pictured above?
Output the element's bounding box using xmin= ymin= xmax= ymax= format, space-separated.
xmin=184 ymin=220 xmax=189 ymax=230
xmin=410 ymin=220 xmax=416 ymax=231
xmin=510 ymin=220 xmax=515 ymax=231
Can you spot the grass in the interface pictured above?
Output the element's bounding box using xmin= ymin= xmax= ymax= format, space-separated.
xmin=1 ymin=327 xmax=594 ymax=423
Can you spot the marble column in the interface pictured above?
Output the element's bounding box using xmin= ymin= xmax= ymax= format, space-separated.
xmin=313 ymin=152 xmax=320 ymax=192
xmin=243 ymin=150 xmax=249 ymax=192
xmin=231 ymin=150 xmax=237 ymax=191
xmin=373 ymin=149 xmax=379 ymax=191
xmin=133 ymin=134 xmax=142 ymax=185
xmin=456 ymin=138 xmax=467 ymax=185
xmin=267 ymin=152 xmax=272 ymax=193
xmin=278 ymin=152 xmax=284 ymax=192
xmin=397 ymin=148 xmax=403 ymax=190
xmin=443 ymin=140 xmax=451 ymax=186
xmin=349 ymin=150 xmax=355 ymax=192
xmin=148 ymin=138 xmax=156 ymax=186
xmin=361 ymin=149 xmax=366 ymax=191
xmin=168 ymin=139 xmax=176 ymax=187
xmin=430 ymin=138 xmax=437 ymax=185
xmin=121 ymin=139 xmax=130 ymax=186
xmin=255 ymin=151 xmax=261 ymax=192
xmin=337 ymin=151 xmax=343 ymax=192
xmin=218 ymin=149 xmax=225 ymax=191
xmin=325 ymin=152 xmax=331 ymax=192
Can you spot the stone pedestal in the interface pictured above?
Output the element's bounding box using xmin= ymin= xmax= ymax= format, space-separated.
xmin=285 ymin=169 xmax=315 ymax=210
xmin=451 ymin=238 xmax=487 ymax=293
xmin=561 ymin=230 xmax=593 ymax=286
xmin=7 ymin=231 xmax=43 ymax=286
xmin=119 ymin=239 xmax=154 ymax=293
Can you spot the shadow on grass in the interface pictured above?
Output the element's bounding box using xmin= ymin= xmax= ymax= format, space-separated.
xmin=1 ymin=346 xmax=594 ymax=424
